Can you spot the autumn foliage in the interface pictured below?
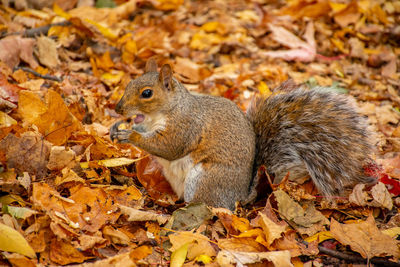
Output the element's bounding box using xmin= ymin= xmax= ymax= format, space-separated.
xmin=0 ymin=0 xmax=400 ymax=266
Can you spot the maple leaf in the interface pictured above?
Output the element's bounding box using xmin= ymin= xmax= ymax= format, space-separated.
xmin=262 ymin=22 xmax=316 ymax=62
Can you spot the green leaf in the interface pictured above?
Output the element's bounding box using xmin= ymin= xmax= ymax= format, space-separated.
xmin=6 ymin=206 xmax=38 ymax=220
xmin=170 ymin=242 xmax=189 ymax=267
xmin=0 ymin=223 xmax=36 ymax=258
xmin=95 ymin=0 xmax=116 ymax=8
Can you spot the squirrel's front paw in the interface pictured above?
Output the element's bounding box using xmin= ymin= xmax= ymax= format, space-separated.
xmin=110 ymin=121 xmax=133 ymax=143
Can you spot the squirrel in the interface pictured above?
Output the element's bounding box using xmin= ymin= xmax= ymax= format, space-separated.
xmin=110 ymin=59 xmax=375 ymax=210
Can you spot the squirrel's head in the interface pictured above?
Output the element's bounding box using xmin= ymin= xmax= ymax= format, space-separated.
xmin=115 ymin=59 xmax=179 ymax=126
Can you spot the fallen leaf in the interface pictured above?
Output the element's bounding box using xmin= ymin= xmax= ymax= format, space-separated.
xmin=170 ymin=202 xmax=213 ymax=231
xmin=47 ymin=146 xmax=76 ymax=171
xmin=49 ymin=239 xmax=85 ymax=265
xmin=370 ymin=182 xmax=393 ymax=209
xmin=0 ymin=36 xmax=38 ymax=69
xmin=262 ymin=22 xmax=316 ymax=62
xmin=349 ymin=184 xmax=369 ymax=206
xmin=216 ymin=250 xmax=293 ymax=267
xmin=169 ymin=231 xmax=216 ymax=260
xmin=119 ymin=204 xmax=170 ymax=224
xmin=18 ymin=90 xmax=82 ymax=146
xmin=0 ymin=223 xmax=36 ymax=258
xmin=36 ymin=36 xmax=60 ymax=68
xmin=0 ymin=132 xmax=51 ymax=176
xmin=129 ymin=245 xmax=152 ymax=261
xmin=273 ymin=190 xmax=329 ymax=235
xmin=80 ymin=157 xmax=138 ymax=169
xmin=330 ymin=215 xmax=400 ymax=259
xmin=6 ymin=206 xmax=38 ymax=220
xmin=170 ymin=242 xmax=189 ymax=267
xmin=258 ymin=212 xmax=286 ymax=247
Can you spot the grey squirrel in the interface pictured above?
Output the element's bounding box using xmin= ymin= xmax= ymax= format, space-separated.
xmin=110 ymin=59 xmax=375 ymax=210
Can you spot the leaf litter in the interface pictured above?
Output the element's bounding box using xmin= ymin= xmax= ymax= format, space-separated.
xmin=0 ymin=0 xmax=399 ymax=266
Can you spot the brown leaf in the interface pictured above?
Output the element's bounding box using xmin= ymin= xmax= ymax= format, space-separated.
xmin=330 ymin=215 xmax=400 ymax=259
xmin=218 ymin=237 xmax=266 ymax=252
xmin=36 ymin=36 xmax=60 ymax=69
xmin=49 ymin=239 xmax=85 ymax=265
xmin=136 ymin=155 xmax=178 ymax=203
xmin=47 ymin=146 xmax=76 ymax=171
xmin=0 ymin=132 xmax=51 ymax=176
xmin=0 ymin=36 xmax=38 ymax=69
xmin=333 ymin=1 xmax=361 ymax=28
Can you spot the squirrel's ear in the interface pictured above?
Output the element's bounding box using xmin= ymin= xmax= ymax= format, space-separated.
xmin=145 ymin=58 xmax=158 ymax=73
xmin=159 ymin=64 xmax=173 ymax=90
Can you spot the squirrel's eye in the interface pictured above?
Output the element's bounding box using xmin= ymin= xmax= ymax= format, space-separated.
xmin=141 ymin=89 xmax=153 ymax=99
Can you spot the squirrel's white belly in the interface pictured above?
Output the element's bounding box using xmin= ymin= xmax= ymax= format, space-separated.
xmin=155 ymin=155 xmax=203 ymax=201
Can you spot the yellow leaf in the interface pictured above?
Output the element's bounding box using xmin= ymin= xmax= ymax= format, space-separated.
xmin=258 ymin=81 xmax=271 ymax=97
xmin=304 ymin=231 xmax=333 ymax=243
xmin=154 ymin=0 xmax=184 ymax=11
xmin=232 ymin=216 xmax=251 ymax=233
xmin=195 ymin=254 xmax=212 ymax=264
xmin=169 ymin=231 xmax=216 ymax=260
xmin=190 ymin=31 xmax=225 ymax=50
xmin=101 ymin=71 xmax=125 ymax=86
xmin=258 ymin=213 xmax=286 ymax=247
xmin=80 ymin=157 xmax=139 ymax=169
xmin=0 ymin=223 xmax=36 ymax=258
xmin=0 ymin=111 xmax=17 ymax=127
xmin=382 ymin=227 xmax=400 ymax=238
xmin=84 ymin=18 xmax=118 ymax=40
xmin=201 ymin=21 xmax=220 ymax=32
xmin=329 ymin=2 xmax=347 ymax=13
xmin=53 ymin=3 xmax=71 ymax=19
xmin=170 ymin=243 xmax=189 ymax=267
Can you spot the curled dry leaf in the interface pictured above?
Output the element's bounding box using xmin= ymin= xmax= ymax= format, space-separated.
xmin=262 ymin=22 xmax=316 ymax=62
xmin=169 ymin=231 xmax=216 ymax=260
xmin=330 ymin=215 xmax=400 ymax=259
xmin=349 ymin=184 xmax=369 ymax=206
xmin=370 ymin=182 xmax=393 ymax=210
xmin=258 ymin=212 xmax=286 ymax=247
xmin=273 ymin=190 xmax=329 ymax=236
xmin=216 ymin=250 xmax=293 ymax=267
xmin=119 ymin=204 xmax=170 ymax=225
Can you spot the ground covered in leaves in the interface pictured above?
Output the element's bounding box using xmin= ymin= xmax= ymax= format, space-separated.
xmin=0 ymin=0 xmax=400 ymax=266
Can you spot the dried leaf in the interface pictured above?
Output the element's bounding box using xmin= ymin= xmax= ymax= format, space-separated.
xmin=330 ymin=215 xmax=400 ymax=259
xmin=36 ymin=36 xmax=60 ymax=68
xmin=169 ymin=231 xmax=216 ymax=260
xmin=0 ymin=223 xmax=36 ymax=258
xmin=119 ymin=204 xmax=170 ymax=224
xmin=370 ymin=182 xmax=393 ymax=210
xmin=0 ymin=36 xmax=38 ymax=69
xmin=216 ymin=250 xmax=293 ymax=267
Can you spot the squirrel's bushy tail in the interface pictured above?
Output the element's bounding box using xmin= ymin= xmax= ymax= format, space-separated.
xmin=247 ymin=86 xmax=375 ymax=197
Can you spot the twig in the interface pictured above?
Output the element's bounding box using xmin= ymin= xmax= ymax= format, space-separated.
xmin=318 ymin=245 xmax=400 ymax=266
xmin=1 ymin=21 xmax=71 ymax=38
xmin=14 ymin=66 xmax=62 ymax=82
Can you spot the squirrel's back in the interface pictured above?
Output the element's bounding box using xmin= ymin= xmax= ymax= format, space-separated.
xmin=247 ymin=87 xmax=374 ymax=196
